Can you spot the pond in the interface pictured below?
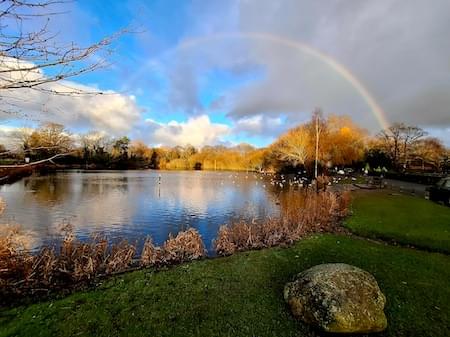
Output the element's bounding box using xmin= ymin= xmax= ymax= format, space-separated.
xmin=0 ymin=170 xmax=284 ymax=252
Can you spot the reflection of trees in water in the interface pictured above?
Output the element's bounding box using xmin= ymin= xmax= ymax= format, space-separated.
xmin=23 ymin=175 xmax=73 ymax=206
xmin=12 ymin=171 xmax=293 ymax=252
xmin=80 ymin=175 xmax=129 ymax=197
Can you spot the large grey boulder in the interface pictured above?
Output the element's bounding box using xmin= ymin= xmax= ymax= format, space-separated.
xmin=284 ymin=263 xmax=387 ymax=333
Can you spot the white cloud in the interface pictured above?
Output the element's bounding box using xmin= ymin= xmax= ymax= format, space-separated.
xmin=424 ymin=127 xmax=450 ymax=147
xmin=0 ymin=125 xmax=24 ymax=149
xmin=233 ymin=115 xmax=285 ymax=136
xmin=0 ymin=57 xmax=142 ymax=135
xmin=1 ymin=83 xmax=142 ymax=135
xmin=145 ymin=115 xmax=229 ymax=147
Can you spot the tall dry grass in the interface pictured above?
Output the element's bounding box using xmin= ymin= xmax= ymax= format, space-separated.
xmin=214 ymin=190 xmax=350 ymax=256
xmin=0 ymin=201 xmax=35 ymax=296
xmin=141 ymin=228 xmax=206 ymax=267
xmin=0 ymin=225 xmax=35 ymax=294
xmin=1 ymin=198 xmax=206 ymax=299
xmin=0 ymin=223 xmax=139 ymax=298
xmin=0 ymin=189 xmax=349 ymax=299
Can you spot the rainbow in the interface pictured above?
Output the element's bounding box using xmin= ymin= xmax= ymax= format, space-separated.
xmin=132 ymin=32 xmax=390 ymax=130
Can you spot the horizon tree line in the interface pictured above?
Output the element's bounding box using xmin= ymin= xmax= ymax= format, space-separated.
xmin=1 ymin=114 xmax=448 ymax=175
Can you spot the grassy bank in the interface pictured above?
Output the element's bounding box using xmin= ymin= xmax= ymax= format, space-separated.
xmin=1 ymin=234 xmax=449 ymax=337
xmin=345 ymin=191 xmax=450 ymax=253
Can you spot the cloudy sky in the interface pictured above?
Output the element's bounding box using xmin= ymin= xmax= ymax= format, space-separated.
xmin=1 ymin=0 xmax=449 ymax=147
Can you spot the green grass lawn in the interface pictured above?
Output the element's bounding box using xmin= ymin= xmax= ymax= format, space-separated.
xmin=345 ymin=191 xmax=450 ymax=253
xmin=1 ymin=234 xmax=449 ymax=337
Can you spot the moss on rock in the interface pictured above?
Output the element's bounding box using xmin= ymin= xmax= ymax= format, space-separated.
xmin=284 ymin=263 xmax=387 ymax=333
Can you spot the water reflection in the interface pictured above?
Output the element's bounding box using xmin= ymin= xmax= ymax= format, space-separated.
xmin=0 ymin=170 xmax=280 ymax=252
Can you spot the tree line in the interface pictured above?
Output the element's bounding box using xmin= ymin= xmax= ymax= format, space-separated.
xmin=1 ymin=113 xmax=448 ymax=175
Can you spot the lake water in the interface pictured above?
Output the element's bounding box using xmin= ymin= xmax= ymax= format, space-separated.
xmin=0 ymin=170 xmax=283 ymax=252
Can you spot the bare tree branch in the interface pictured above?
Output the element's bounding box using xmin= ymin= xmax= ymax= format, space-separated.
xmin=0 ymin=0 xmax=125 ymax=102
xmin=0 ymin=144 xmax=60 ymax=156
xmin=0 ymin=150 xmax=74 ymax=167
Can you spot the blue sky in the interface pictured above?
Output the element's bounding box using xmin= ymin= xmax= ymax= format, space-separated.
xmin=1 ymin=0 xmax=450 ymax=147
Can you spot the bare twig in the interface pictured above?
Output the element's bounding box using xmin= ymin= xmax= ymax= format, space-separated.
xmin=0 ymin=0 xmax=126 ymax=114
xmin=0 ymin=150 xmax=75 ymax=167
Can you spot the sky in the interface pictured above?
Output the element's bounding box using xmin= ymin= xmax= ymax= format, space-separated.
xmin=1 ymin=0 xmax=449 ymax=147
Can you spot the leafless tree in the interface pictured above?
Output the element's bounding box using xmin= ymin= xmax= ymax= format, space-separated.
xmin=378 ymin=123 xmax=426 ymax=169
xmin=0 ymin=0 xmax=124 ymax=113
xmin=0 ymin=1 xmax=125 ymax=167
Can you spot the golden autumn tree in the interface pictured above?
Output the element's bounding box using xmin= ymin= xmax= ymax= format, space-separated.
xmin=129 ymin=141 xmax=152 ymax=160
xmin=410 ymin=137 xmax=447 ymax=170
xmin=25 ymin=123 xmax=73 ymax=160
xmin=323 ymin=115 xmax=367 ymax=166
xmin=245 ymin=148 xmax=269 ymax=172
xmin=271 ymin=125 xmax=312 ymax=167
xmin=271 ymin=112 xmax=367 ymax=172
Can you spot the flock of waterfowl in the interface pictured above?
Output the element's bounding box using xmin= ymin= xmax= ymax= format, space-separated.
xmin=156 ymin=171 xmax=358 ymax=190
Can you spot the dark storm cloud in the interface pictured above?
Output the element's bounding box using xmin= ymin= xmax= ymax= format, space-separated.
xmin=235 ymin=0 xmax=450 ymax=130
xmin=163 ymin=0 xmax=450 ymax=143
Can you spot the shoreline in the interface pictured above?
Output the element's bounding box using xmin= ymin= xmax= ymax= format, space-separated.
xmin=0 ymin=164 xmax=268 ymax=186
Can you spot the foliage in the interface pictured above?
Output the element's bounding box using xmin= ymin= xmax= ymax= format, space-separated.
xmin=112 ymin=137 xmax=130 ymax=160
xmin=24 ymin=123 xmax=73 ymax=160
xmin=324 ymin=115 xmax=367 ymax=166
xmin=1 ymin=113 xmax=448 ymax=174
xmin=0 ymin=209 xmax=206 ymax=299
xmin=0 ymin=224 xmax=138 ymax=299
xmin=80 ymin=131 xmax=112 ymax=165
xmin=410 ymin=137 xmax=447 ymax=170
xmin=1 ymin=234 xmax=449 ymax=337
xmin=365 ymin=147 xmax=393 ymax=170
xmin=271 ymin=114 xmax=367 ymax=174
xmin=0 ymin=189 xmax=350 ymax=299
xmin=0 ymin=225 xmax=35 ymax=295
xmin=162 ymin=228 xmax=207 ymax=264
xmin=272 ymin=125 xmax=312 ymax=166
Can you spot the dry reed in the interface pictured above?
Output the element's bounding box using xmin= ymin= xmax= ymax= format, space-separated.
xmin=214 ymin=190 xmax=350 ymax=256
xmin=0 ymin=225 xmax=35 ymax=294
xmin=0 ymin=217 xmax=138 ymax=298
xmin=141 ymin=228 xmax=206 ymax=267
xmin=0 ymin=189 xmax=349 ymax=300
xmin=141 ymin=237 xmax=164 ymax=267
xmin=106 ymin=240 xmax=136 ymax=274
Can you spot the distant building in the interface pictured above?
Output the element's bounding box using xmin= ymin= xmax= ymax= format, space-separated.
xmin=406 ymin=157 xmax=438 ymax=173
